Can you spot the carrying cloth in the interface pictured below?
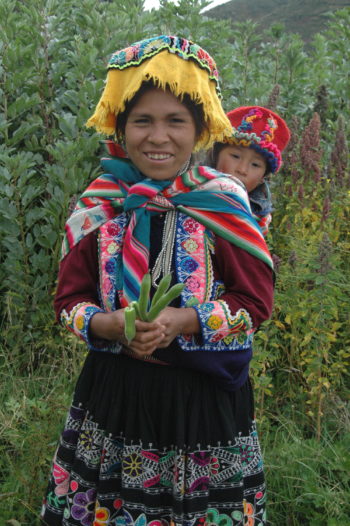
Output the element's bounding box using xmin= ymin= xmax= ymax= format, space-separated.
xmin=62 ymin=156 xmax=273 ymax=305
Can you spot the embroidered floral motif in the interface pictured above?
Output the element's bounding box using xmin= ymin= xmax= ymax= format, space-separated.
xmin=207 ymin=315 xmax=223 ymax=330
xmin=206 ymin=508 xmax=232 ymax=526
xmin=123 ymin=452 xmax=143 ymax=478
xmin=80 ymin=429 xmax=95 ymax=451
xmin=209 ymin=332 xmax=226 ymax=343
xmin=42 ymin=418 xmax=266 ymax=524
xmin=107 ymin=222 xmax=121 ymax=236
xmin=116 ymin=510 xmax=148 ymax=526
xmin=210 ymin=457 xmax=220 ymax=475
xmin=105 ymin=258 xmax=117 ymax=274
xmin=193 ymin=301 xmax=254 ymax=351
xmin=180 ymin=256 xmax=199 ymax=273
xmin=107 ymin=241 xmax=118 ymax=254
xmin=183 ymin=217 xmax=199 ymax=233
xmin=76 ymin=315 xmax=85 ymax=330
xmin=243 ymin=499 xmax=255 ymax=526
xmin=99 ymin=215 xmax=127 ymax=311
xmin=61 ymin=302 xmax=103 ymax=342
xmin=77 ymin=420 xmax=104 ymax=468
xmin=93 ymin=500 xmax=110 ymax=525
xmin=182 ymin=238 xmax=198 ymax=253
xmin=71 ymin=488 xmax=96 ymax=525
xmin=186 ymin=276 xmax=201 ymax=292
xmin=231 ymin=491 xmax=266 ymax=525
xmin=44 ymin=490 xmax=65 ymax=510
xmin=52 ymin=461 xmax=70 ymax=496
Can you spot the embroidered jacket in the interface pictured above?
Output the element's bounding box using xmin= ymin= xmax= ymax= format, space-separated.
xmin=56 ymin=213 xmax=272 ymax=364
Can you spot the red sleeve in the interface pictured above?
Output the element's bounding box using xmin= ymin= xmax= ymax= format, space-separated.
xmin=213 ymin=235 xmax=274 ymax=329
xmin=54 ymin=231 xmax=100 ymax=321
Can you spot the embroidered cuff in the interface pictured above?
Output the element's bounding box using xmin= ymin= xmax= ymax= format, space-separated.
xmin=60 ymin=302 xmax=122 ymax=353
xmin=177 ymin=300 xmax=254 ymax=352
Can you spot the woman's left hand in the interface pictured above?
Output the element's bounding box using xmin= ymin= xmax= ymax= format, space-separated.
xmin=155 ymin=307 xmax=200 ymax=348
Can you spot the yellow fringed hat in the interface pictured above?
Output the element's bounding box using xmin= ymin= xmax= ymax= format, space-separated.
xmin=86 ymin=35 xmax=232 ymax=151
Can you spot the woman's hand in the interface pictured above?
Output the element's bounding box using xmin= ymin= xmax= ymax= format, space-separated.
xmin=126 ymin=319 xmax=166 ymax=358
xmin=90 ymin=309 xmax=166 ymax=359
xmin=155 ymin=306 xmax=200 ymax=348
xmin=90 ymin=306 xmax=199 ymax=356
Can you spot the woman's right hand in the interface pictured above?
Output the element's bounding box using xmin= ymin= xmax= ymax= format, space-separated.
xmin=90 ymin=310 xmax=166 ymax=359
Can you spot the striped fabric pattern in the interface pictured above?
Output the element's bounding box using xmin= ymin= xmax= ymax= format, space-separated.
xmin=63 ymin=158 xmax=273 ymax=304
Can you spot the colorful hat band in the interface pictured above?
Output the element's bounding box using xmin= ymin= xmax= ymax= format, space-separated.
xmin=229 ymin=133 xmax=282 ymax=174
xmin=108 ymin=35 xmax=221 ymax=95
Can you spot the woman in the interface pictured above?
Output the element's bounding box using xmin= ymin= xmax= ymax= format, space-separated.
xmin=41 ymin=35 xmax=274 ymax=526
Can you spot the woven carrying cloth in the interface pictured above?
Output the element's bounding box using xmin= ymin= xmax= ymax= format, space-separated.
xmin=86 ymin=35 xmax=232 ymax=151
xmin=63 ymin=156 xmax=273 ymax=305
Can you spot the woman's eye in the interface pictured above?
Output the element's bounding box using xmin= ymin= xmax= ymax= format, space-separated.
xmin=170 ymin=117 xmax=185 ymax=123
xmin=134 ymin=118 xmax=149 ymax=124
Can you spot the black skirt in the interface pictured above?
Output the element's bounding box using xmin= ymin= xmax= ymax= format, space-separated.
xmin=41 ymin=352 xmax=266 ymax=525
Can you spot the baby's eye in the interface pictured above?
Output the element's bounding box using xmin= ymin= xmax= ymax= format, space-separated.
xmin=252 ymin=162 xmax=263 ymax=168
xmin=230 ymin=153 xmax=240 ymax=159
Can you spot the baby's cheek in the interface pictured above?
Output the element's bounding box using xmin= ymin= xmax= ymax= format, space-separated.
xmin=217 ymin=159 xmax=232 ymax=174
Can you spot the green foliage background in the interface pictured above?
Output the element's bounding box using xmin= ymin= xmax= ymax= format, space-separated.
xmin=0 ymin=0 xmax=349 ymax=524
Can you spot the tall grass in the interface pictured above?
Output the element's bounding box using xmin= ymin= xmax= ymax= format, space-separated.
xmin=0 ymin=336 xmax=84 ymax=523
xmin=261 ymin=409 xmax=350 ymax=525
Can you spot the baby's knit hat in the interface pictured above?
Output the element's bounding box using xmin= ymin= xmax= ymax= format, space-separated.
xmin=226 ymin=106 xmax=290 ymax=173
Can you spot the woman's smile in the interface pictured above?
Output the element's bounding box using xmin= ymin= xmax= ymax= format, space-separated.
xmin=144 ymin=152 xmax=173 ymax=161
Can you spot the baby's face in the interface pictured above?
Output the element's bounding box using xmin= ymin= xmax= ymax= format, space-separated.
xmin=216 ymin=144 xmax=267 ymax=192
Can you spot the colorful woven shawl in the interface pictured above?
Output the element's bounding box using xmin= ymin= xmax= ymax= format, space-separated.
xmin=63 ymin=157 xmax=273 ymax=304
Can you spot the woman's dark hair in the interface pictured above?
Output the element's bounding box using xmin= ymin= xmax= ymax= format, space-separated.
xmin=116 ymin=80 xmax=207 ymax=141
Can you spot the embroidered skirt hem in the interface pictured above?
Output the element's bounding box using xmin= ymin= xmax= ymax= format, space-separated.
xmin=41 ymin=352 xmax=266 ymax=525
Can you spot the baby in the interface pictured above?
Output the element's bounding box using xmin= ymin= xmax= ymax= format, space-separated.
xmin=208 ymin=106 xmax=290 ymax=233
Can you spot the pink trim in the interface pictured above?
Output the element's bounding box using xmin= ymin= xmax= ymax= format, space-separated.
xmin=180 ymin=218 xmax=210 ymax=305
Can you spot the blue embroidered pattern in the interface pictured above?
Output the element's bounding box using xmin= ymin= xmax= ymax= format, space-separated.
xmin=61 ymin=302 xmax=121 ymax=353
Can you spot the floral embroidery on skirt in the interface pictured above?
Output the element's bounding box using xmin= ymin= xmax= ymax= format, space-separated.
xmin=41 ymin=353 xmax=266 ymax=526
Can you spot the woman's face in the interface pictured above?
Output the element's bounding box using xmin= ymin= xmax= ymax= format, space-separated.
xmin=216 ymin=144 xmax=267 ymax=192
xmin=124 ymin=88 xmax=197 ymax=180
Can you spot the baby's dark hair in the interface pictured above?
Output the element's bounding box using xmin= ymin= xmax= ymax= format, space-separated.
xmin=204 ymin=143 xmax=227 ymax=168
xmin=116 ymin=80 xmax=207 ymax=141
